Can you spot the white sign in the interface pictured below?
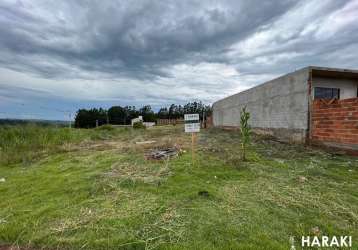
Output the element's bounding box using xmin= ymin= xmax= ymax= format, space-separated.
xmin=184 ymin=114 xmax=200 ymax=133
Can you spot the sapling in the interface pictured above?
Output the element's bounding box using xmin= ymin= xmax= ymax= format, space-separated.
xmin=240 ymin=106 xmax=251 ymax=161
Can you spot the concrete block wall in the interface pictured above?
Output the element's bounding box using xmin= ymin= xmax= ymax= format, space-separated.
xmin=213 ymin=68 xmax=310 ymax=142
xmin=311 ymin=98 xmax=358 ymax=150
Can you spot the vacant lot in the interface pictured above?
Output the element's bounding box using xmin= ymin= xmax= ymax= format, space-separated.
xmin=0 ymin=125 xmax=357 ymax=250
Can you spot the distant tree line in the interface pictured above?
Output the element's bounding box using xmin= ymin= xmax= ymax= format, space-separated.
xmin=74 ymin=101 xmax=212 ymax=128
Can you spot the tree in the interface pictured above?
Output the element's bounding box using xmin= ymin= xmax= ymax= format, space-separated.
xmin=184 ymin=101 xmax=204 ymax=119
xmin=168 ymin=104 xmax=177 ymax=119
xmin=157 ymin=107 xmax=169 ymax=119
xmin=74 ymin=108 xmax=107 ymax=128
xmin=74 ymin=109 xmax=90 ymax=128
xmin=108 ymin=106 xmax=127 ymax=125
xmin=177 ymin=105 xmax=184 ymax=118
xmin=124 ymin=106 xmax=139 ymax=124
xmin=139 ymin=105 xmax=156 ymax=122
xmin=240 ymin=106 xmax=251 ymax=161
xmin=156 ymin=101 xmax=212 ymax=121
xmin=74 ymin=101 xmax=212 ymax=128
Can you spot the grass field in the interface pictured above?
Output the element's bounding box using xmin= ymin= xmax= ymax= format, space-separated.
xmin=0 ymin=125 xmax=357 ymax=249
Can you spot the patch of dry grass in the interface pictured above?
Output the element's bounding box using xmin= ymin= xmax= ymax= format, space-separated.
xmin=134 ymin=205 xmax=187 ymax=250
xmin=106 ymin=160 xmax=172 ymax=185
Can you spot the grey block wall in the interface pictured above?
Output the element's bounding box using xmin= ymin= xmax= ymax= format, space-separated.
xmin=213 ymin=68 xmax=310 ymax=142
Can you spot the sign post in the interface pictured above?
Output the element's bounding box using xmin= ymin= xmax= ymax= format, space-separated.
xmin=184 ymin=114 xmax=200 ymax=165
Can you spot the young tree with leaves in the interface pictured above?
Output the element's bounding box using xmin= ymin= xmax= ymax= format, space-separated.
xmin=240 ymin=106 xmax=251 ymax=161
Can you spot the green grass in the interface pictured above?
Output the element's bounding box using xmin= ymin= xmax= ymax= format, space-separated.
xmin=0 ymin=124 xmax=132 ymax=166
xmin=0 ymin=125 xmax=357 ymax=249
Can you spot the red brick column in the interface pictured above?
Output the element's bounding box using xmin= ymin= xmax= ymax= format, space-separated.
xmin=311 ymin=98 xmax=358 ymax=149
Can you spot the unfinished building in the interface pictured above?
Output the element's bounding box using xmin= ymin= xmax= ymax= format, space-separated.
xmin=212 ymin=66 xmax=358 ymax=152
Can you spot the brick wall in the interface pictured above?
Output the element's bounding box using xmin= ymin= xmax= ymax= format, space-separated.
xmin=311 ymin=98 xmax=358 ymax=150
xmin=156 ymin=119 xmax=184 ymax=125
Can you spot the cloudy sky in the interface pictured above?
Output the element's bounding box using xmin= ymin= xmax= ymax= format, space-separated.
xmin=0 ymin=0 xmax=357 ymax=120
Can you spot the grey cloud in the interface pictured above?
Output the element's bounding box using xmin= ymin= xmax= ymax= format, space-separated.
xmin=0 ymin=0 xmax=357 ymax=120
xmin=0 ymin=84 xmax=52 ymax=99
xmin=226 ymin=0 xmax=358 ymax=76
xmin=0 ymin=0 xmax=298 ymax=79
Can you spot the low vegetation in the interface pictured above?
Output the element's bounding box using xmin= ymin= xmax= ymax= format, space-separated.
xmin=0 ymin=124 xmax=126 ymax=165
xmin=0 ymin=124 xmax=357 ymax=250
xmin=133 ymin=121 xmax=146 ymax=129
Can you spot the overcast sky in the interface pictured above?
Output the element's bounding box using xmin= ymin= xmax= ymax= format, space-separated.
xmin=0 ymin=0 xmax=358 ymax=120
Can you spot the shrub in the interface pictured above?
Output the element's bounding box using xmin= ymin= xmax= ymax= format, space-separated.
xmin=133 ymin=121 xmax=146 ymax=129
xmin=96 ymin=124 xmax=115 ymax=131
